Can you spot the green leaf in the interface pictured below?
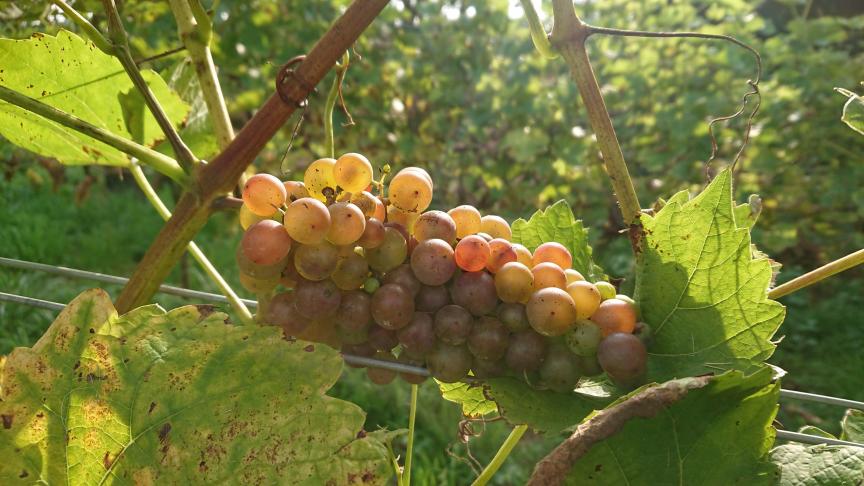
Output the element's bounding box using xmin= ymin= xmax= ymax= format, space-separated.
xmin=511 ymin=200 xmax=603 ymax=280
xmin=797 ymin=426 xmax=836 ymax=439
xmin=770 ymin=444 xmax=864 ymax=485
xmin=0 ymin=289 xmax=395 ymax=484
xmin=734 ymin=194 xmax=762 ymax=230
xmin=154 ymin=58 xmax=220 ymax=160
xmin=841 ymin=409 xmax=864 ymax=442
xmin=636 ymin=169 xmax=786 ymax=381
xmin=841 ymin=93 xmax=864 ymax=135
xmin=437 ymin=381 xmax=497 ymax=418
xmin=563 ymin=369 xmax=779 ymax=485
xmin=118 ymin=71 xmax=189 ymax=147
xmin=0 ymin=30 xmax=188 ymax=167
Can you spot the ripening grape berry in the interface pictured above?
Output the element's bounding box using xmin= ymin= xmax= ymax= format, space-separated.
xmin=498 ymin=302 xmax=530 ymax=331
xmin=368 ymin=326 xmax=399 ymax=351
xmin=526 ymin=287 xmax=578 ymax=336
xmin=284 ymin=197 xmax=331 ymax=245
xmin=410 ymin=238 xmax=457 ymax=286
xmin=414 ymin=210 xmax=457 ymax=245
xmin=505 ymin=330 xmax=547 ymax=373
xmin=371 ymin=283 xmax=415 ymax=330
xmin=397 ymin=312 xmax=436 ymax=357
xmin=480 ymin=215 xmax=512 ymax=241
xmin=532 ymin=262 xmax=567 ymax=291
xmin=294 ymin=279 xmax=341 ymax=320
xmin=486 ymin=238 xmax=517 ymax=273
xmin=427 ymin=343 xmax=472 ymax=383
xmin=331 ymin=252 xmax=369 ymax=290
xmin=454 ymin=235 xmax=491 ymax=272
xmin=512 ymin=243 xmax=533 ymax=267
xmin=334 ymin=152 xmax=374 ymax=193
xmin=468 ymin=316 xmax=510 ymax=361
xmin=389 ymin=168 xmax=433 ymax=213
xmin=448 ymin=205 xmax=482 ymax=238
xmin=494 ymin=262 xmax=534 ymax=303
xmin=532 ymin=242 xmax=573 ymax=270
xmin=565 ymin=320 xmax=602 ymax=356
xmin=387 ymin=205 xmax=420 ymax=232
xmin=471 ymin=357 xmax=507 ymax=379
xmin=366 ymin=227 xmax=408 ymax=273
xmin=283 ymin=180 xmax=310 ymax=202
xmin=236 ymin=245 xmax=287 ymax=279
xmin=372 ymin=195 xmax=386 ymax=221
xmin=433 ymin=304 xmax=473 ymax=345
xmin=304 ymin=158 xmax=337 ymax=201
xmin=451 ymin=271 xmax=498 ymax=317
xmin=565 ymin=269 xmax=586 ymax=285
xmin=357 ymin=217 xmax=386 ymax=249
xmin=397 ymin=351 xmax=429 ymax=384
xmin=326 ymin=202 xmax=366 ymax=245
xmin=615 ymin=294 xmax=638 ymax=309
xmin=597 ymin=332 xmax=647 ymax=387
xmin=350 ymin=191 xmax=379 ymax=218
xmin=399 ymin=166 xmax=433 ymax=186
xmin=242 ymin=173 xmax=287 ymax=217
xmin=343 ymin=342 xmax=376 ymax=368
xmin=595 ymin=281 xmax=617 ymax=300
xmin=415 ymin=285 xmax=451 ymax=313
xmin=265 ymin=292 xmax=312 ymax=335
xmin=367 ymin=351 xmax=397 ymax=385
xmin=239 ymin=272 xmax=280 ymax=294
xmin=476 ymin=232 xmax=493 ymax=242
xmin=239 ymin=203 xmax=273 ymax=230
xmin=382 ymin=264 xmax=422 ymax=297
xmin=335 ymin=290 xmax=373 ymax=333
xmin=293 ymin=241 xmax=339 ymax=281
xmin=241 ymin=220 xmax=292 ymax=266
xmin=280 ymin=259 xmax=302 ymax=288
xmin=590 ymin=298 xmax=637 ymax=336
xmin=566 ymin=281 xmax=602 ymax=320
xmin=540 ymin=344 xmax=582 ymax=392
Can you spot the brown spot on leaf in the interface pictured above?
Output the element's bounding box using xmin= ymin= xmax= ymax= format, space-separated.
xmin=361 ymin=471 xmax=375 ymax=482
xmin=18 ymin=470 xmax=28 ymax=478
xmin=158 ymin=423 xmax=171 ymax=443
xmin=196 ymin=305 xmax=216 ymax=318
xmin=148 ymin=402 xmax=156 ymax=414
xmin=355 ymin=429 xmax=366 ymax=439
xmin=103 ymin=451 xmax=113 ymax=470
xmin=2 ymin=414 xmax=13 ymax=429
xmin=304 ymin=344 xmax=315 ymax=352
xmin=199 ymin=460 xmax=208 ymax=473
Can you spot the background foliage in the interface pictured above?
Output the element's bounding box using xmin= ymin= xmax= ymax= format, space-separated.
xmin=1 ymin=0 xmax=862 ymax=483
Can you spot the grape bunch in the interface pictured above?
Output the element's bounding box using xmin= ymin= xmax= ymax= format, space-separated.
xmin=236 ymin=152 xmax=651 ymax=390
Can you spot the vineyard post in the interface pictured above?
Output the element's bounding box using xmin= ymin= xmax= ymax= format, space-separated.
xmin=115 ymin=0 xmax=391 ymax=312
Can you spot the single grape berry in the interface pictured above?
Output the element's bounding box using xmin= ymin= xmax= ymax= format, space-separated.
xmin=427 ymin=344 xmax=472 ymax=383
xmin=241 ymin=220 xmax=292 ymax=266
xmin=414 ymin=210 xmax=457 ymax=245
xmin=283 ymin=180 xmax=310 ymax=202
xmin=350 ymin=191 xmax=380 ymax=218
xmin=367 ymin=351 xmax=397 ymax=385
xmin=532 ymin=262 xmax=567 ymax=291
xmin=236 ymin=245 xmax=287 ymax=279
xmin=304 ymin=158 xmax=337 ymax=201
xmin=371 ymin=283 xmax=415 ymax=330
xmin=486 ymin=238 xmax=517 ymax=273
xmin=410 ymin=238 xmax=457 ymax=286
xmin=366 ymin=227 xmax=408 ymax=273
xmin=590 ymin=298 xmax=637 ymax=336
xmin=243 ymin=173 xmax=287 ymax=217
xmin=389 ymin=168 xmax=433 ymax=213
xmin=540 ymin=344 xmax=582 ymax=392
xmin=532 ymin=242 xmax=573 ymax=270
xmin=334 ymin=152 xmax=374 ymax=193
xmin=455 ymin=235 xmax=491 ymax=272
xmin=335 ymin=290 xmax=373 ymax=333
xmin=565 ymin=320 xmax=603 ymax=356
xmin=415 ymin=285 xmax=451 ymax=313
xmin=433 ymin=304 xmax=474 ymax=345
xmin=451 ymin=271 xmax=498 ymax=317
xmin=564 ymin=269 xmax=585 ymax=285
xmin=382 ymin=264 xmax=422 ymax=297
xmin=293 ymin=241 xmax=339 ymax=281
xmin=239 ymin=203 xmax=273 ymax=230
xmin=326 ymin=202 xmax=366 ymax=245
xmin=284 ymin=197 xmax=331 ymax=244
xmin=497 ymin=302 xmax=530 ymax=332
xmin=468 ymin=316 xmax=510 ymax=361
xmin=480 ymin=215 xmax=512 ymax=241
xmin=357 ymin=217 xmax=386 ymax=249
xmin=512 ymin=243 xmax=533 ymax=267
xmin=294 ymin=279 xmax=341 ymax=320
xmin=265 ymin=292 xmax=309 ymax=335
xmin=595 ymin=281 xmax=617 ymax=300
xmin=397 ymin=312 xmax=437 ymax=357
xmin=494 ymin=261 xmax=534 ymax=303
xmin=448 ymin=205 xmax=482 ymax=238
xmin=566 ymin=281 xmax=602 ymax=320
xmin=526 ymin=287 xmax=578 ymax=336
xmin=332 ymin=252 xmax=370 ymax=290
xmin=505 ymin=330 xmax=547 ymax=373
xmin=597 ymin=332 xmax=647 ymax=387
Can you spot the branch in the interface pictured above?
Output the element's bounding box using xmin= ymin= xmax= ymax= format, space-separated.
xmin=549 ymin=0 xmax=642 ymax=230
xmin=769 ymin=248 xmax=864 ymax=299
xmin=527 ymin=376 xmax=712 ymax=486
xmin=116 ymin=0 xmax=391 ymax=313
xmin=168 ymin=0 xmax=235 ymax=150
xmin=0 ymin=85 xmax=188 ymax=186
xmin=102 ymin=0 xmax=198 ymax=172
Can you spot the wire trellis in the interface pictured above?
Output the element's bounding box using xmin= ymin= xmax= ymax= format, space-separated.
xmin=1 ymin=256 xmax=862 ymax=449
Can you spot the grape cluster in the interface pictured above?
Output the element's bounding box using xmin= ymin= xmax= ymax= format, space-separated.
xmin=237 ymin=153 xmax=651 ymax=390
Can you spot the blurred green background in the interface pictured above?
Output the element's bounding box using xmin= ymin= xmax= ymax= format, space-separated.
xmin=1 ymin=0 xmax=862 ymax=483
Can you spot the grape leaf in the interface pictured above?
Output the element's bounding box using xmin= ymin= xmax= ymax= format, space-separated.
xmin=559 ymin=369 xmax=779 ymax=485
xmin=512 ymin=200 xmax=603 ymax=280
xmin=770 ymin=444 xmax=864 ymax=485
xmin=0 ymin=30 xmax=188 ymax=167
xmin=635 ymin=169 xmax=786 ymax=381
xmin=437 ymin=381 xmax=497 ymax=417
xmin=0 ymin=289 xmax=396 ymax=485
xmin=841 ymin=92 xmax=864 ymax=136
xmin=841 ymin=409 xmax=864 ymax=442
xmin=154 ymin=58 xmax=220 ymax=160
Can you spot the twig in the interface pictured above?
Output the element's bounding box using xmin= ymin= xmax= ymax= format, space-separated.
xmin=518 ymin=0 xmax=557 ymax=59
xmin=769 ymin=248 xmax=864 ymax=299
xmin=0 ymin=85 xmax=187 ymax=185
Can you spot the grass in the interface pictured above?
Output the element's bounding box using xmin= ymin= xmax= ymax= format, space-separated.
xmin=1 ymin=165 xmax=861 ymax=482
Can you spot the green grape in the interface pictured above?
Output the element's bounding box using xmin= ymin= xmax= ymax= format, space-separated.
xmin=505 ymin=330 xmax=547 ymax=373
xmin=382 ymin=263 xmax=422 ymax=296
xmin=363 ymin=277 xmax=380 ymax=294
xmin=433 ymin=304 xmax=473 ymax=345
xmin=565 ymin=269 xmax=585 ymax=285
xmin=597 ymin=332 xmax=647 ymax=387
xmin=595 ymin=281 xmax=617 ymax=300
xmin=416 ymin=285 xmax=451 ymax=313
xmin=265 ymin=291 xmax=311 ymax=335
xmin=454 ymin=235 xmax=491 ymax=272
xmin=366 ymin=227 xmax=408 ymax=272
xmin=486 ymin=238 xmax=517 ymax=273
xmin=497 ymin=302 xmax=530 ymax=331
xmin=426 ymin=343 xmax=472 ymax=383
xmin=532 ymin=262 xmax=567 ymax=290
xmin=480 ymin=215 xmax=512 ymax=241
xmin=294 ymin=279 xmax=341 ymax=320
xmin=540 ymin=344 xmax=582 ymax=392
xmin=410 ymin=238 xmax=456 ymax=286
xmin=397 ymin=351 xmax=428 ymax=384
xmin=241 ymin=220 xmax=292 ymax=266
xmin=448 ymin=205 xmax=481 ymax=238
xmin=471 ymin=357 xmax=506 ymax=379
xmin=304 ymin=157 xmax=337 ymax=201
xmin=467 ymin=316 xmax=509 ymax=361
xmin=332 ymin=252 xmax=370 ymax=290
xmin=566 ymin=281 xmax=601 ymax=320
xmin=326 ymin=202 xmax=366 ymax=245
xmin=451 ymin=271 xmax=498 ymax=316
xmin=242 ymin=173 xmax=287 ymax=217
xmin=350 ymin=191 xmax=380 ymax=218
xmin=494 ymin=261 xmax=533 ymax=303
xmin=565 ymin=320 xmax=602 ymax=356
xmin=512 ymin=243 xmax=533 ymax=267
xmin=590 ymin=298 xmax=636 ymax=336
xmin=239 ymin=203 xmax=274 ymax=230
xmin=414 ymin=210 xmax=457 ymax=245
xmin=284 ymin=197 xmax=331 ymax=244
xmin=397 ymin=312 xmax=436 ymax=357
xmin=526 ymin=287 xmax=577 ymax=336
xmin=368 ymin=325 xmax=399 ymax=351
xmin=236 ymin=245 xmax=287 ymax=279
xmin=334 ymin=152 xmax=374 ymax=193
xmin=532 ymin=242 xmax=572 ymax=270
xmin=367 ymin=351 xmax=397 ymax=385
xmin=283 ymin=180 xmax=309 ymax=202
xmin=239 ymin=272 xmax=280 ymax=294
xmin=357 ymin=217 xmax=386 ymax=249
xmin=371 ymin=283 xmax=415 ymax=330
xmin=293 ymin=241 xmax=339 ymax=281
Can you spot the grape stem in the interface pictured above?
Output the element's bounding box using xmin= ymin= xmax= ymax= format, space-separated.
xmin=403 ymin=384 xmax=419 ymax=486
xmin=470 ymin=424 xmax=528 ymax=486
xmin=129 ymin=162 xmax=254 ymax=324
xmin=768 ymin=248 xmax=864 ymax=299
xmin=324 ymin=51 xmax=351 ymax=159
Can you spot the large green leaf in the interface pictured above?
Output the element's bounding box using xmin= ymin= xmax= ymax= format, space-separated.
xmin=154 ymin=58 xmax=220 ymax=160
xmin=559 ymin=369 xmax=779 ymax=485
xmin=0 ymin=30 xmax=188 ymax=166
xmin=771 ymin=444 xmax=864 ymax=485
xmin=0 ymin=289 xmax=396 ymax=484
xmin=511 ymin=200 xmax=603 ymax=280
xmin=636 ymin=169 xmax=786 ymax=381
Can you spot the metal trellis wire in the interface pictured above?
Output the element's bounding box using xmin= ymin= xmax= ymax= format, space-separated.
xmin=1 ymin=256 xmax=863 ymax=449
